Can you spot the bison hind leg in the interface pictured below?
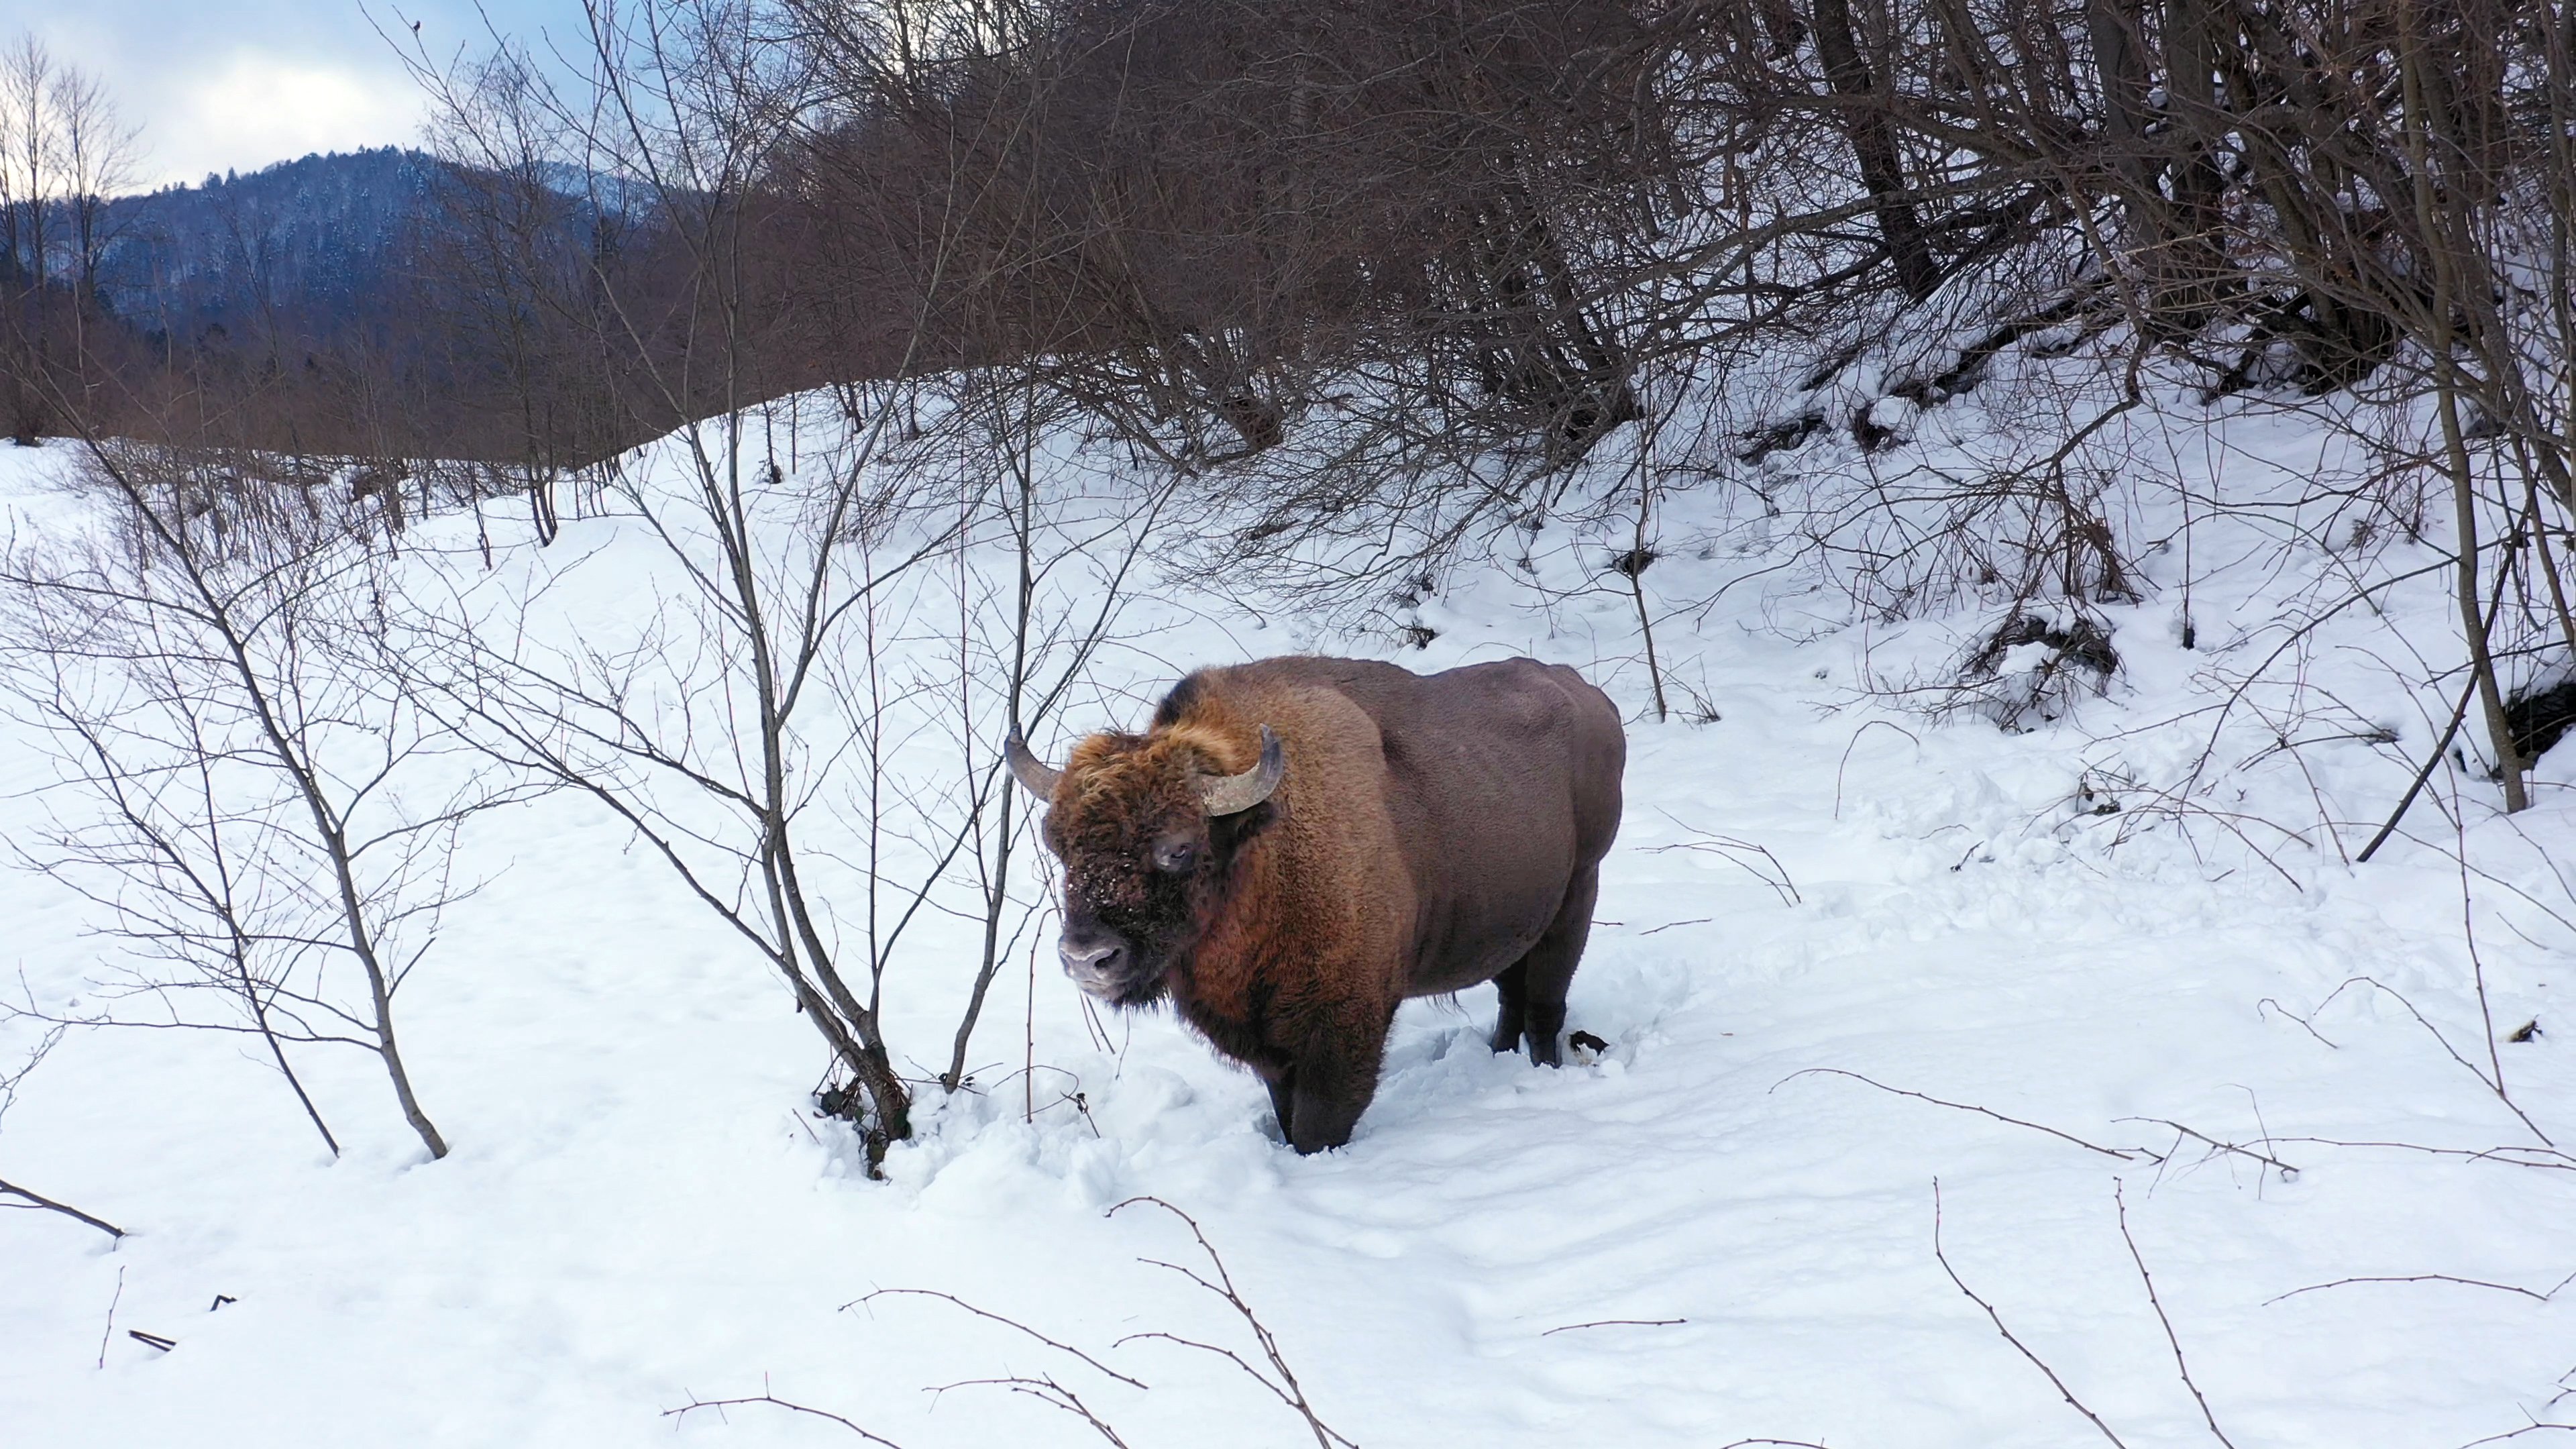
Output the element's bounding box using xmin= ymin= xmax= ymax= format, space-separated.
xmin=1510 ymin=864 xmax=1601 ymax=1069
xmin=1489 ymin=961 xmax=1529 ymax=1054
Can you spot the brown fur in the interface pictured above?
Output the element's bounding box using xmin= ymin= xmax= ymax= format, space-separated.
xmin=1029 ymin=655 xmax=1625 ymax=1153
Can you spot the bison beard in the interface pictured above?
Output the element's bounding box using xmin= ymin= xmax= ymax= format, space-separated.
xmin=1010 ymin=656 xmax=1625 ymax=1153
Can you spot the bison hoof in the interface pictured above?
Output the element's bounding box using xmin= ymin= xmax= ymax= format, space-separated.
xmin=1526 ymin=1032 xmax=1562 ymax=1067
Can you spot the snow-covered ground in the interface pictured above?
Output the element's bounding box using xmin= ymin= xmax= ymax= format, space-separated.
xmin=3 ymin=360 xmax=2570 ymax=1448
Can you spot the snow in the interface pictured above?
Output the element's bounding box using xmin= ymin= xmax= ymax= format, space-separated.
xmin=1 ymin=358 xmax=2570 ymax=1448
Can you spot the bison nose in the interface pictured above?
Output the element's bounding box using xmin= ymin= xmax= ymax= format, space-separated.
xmin=1059 ymin=935 xmax=1127 ymax=995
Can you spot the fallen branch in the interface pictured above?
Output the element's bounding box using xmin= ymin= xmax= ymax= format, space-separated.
xmin=0 ymin=1175 xmax=127 ymax=1239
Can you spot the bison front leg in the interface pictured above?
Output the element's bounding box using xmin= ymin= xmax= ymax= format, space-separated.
xmin=1263 ymin=1068 xmax=1298 ymax=1144
xmin=1283 ymin=1009 xmax=1393 ymax=1155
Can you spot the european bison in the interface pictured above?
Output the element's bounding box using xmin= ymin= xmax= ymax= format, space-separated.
xmin=1006 ymin=655 xmax=1625 ymax=1152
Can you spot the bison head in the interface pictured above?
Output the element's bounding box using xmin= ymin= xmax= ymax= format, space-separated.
xmin=1006 ymin=723 xmax=1285 ymax=1006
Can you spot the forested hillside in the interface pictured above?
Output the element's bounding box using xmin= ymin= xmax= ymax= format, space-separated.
xmin=91 ymin=150 xmax=447 ymax=348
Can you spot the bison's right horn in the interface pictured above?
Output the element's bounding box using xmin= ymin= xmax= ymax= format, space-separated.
xmin=1199 ymin=724 xmax=1286 ymax=816
xmin=1004 ymin=732 xmax=1063 ymax=800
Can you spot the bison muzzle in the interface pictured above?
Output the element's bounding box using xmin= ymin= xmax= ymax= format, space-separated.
xmin=1007 ymin=655 xmax=1625 ymax=1153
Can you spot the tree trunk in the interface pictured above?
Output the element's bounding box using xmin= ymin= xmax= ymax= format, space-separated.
xmin=1814 ymin=0 xmax=1941 ymax=301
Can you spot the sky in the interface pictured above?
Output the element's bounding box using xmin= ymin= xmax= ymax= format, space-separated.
xmin=0 ymin=0 xmax=584 ymax=190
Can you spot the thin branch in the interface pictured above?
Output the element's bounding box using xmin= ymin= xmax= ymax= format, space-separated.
xmin=2266 ymin=1272 xmax=2576 ymax=1307
xmin=2116 ymin=1119 xmax=2301 ymax=1179
xmin=1108 ymin=1196 xmax=1356 ymax=1449
xmin=2269 ymin=1136 xmax=2572 ymax=1172
xmin=1775 ymin=1068 xmax=2144 ymax=1160
xmin=1932 ymin=1180 xmax=2131 ymax=1449
xmin=1541 ymin=1318 xmax=1688 ymax=1336
xmin=926 ymin=1375 xmax=1130 ymax=1448
xmin=2114 ymin=1181 xmax=2237 ymax=1448
xmin=1 ymin=1176 xmax=127 ymax=1238
xmin=849 ymin=1289 xmax=1147 ymax=1389
xmin=662 ymin=1381 xmax=907 ymax=1447
xmin=2458 ymin=1425 xmax=2576 ymax=1448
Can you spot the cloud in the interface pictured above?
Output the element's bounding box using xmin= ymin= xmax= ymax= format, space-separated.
xmin=7 ymin=1 xmax=584 ymax=189
xmin=149 ymin=49 xmax=427 ymax=186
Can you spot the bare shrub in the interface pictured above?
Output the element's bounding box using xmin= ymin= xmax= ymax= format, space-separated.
xmin=0 ymin=439 xmax=523 ymax=1161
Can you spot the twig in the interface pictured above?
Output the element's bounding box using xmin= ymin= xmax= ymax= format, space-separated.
xmin=928 ymin=1375 xmax=1130 ymax=1448
xmin=2458 ymin=1424 xmax=2576 ymax=1448
xmin=1648 ymin=812 xmax=1802 ymax=905
xmin=1774 ymin=1068 xmax=2145 ymax=1160
xmin=127 ymin=1330 xmax=174 ymax=1352
xmin=1542 ymin=1318 xmax=1688 ymax=1336
xmin=1833 ymin=719 xmax=1921 ymax=819
xmin=2256 ymin=997 xmax=2340 ymax=1050
xmin=849 ymin=1289 xmax=1148 ymax=1389
xmin=2269 ymin=1136 xmax=2571 ymax=1171
xmin=2114 ymin=1182 xmax=2237 ymax=1448
xmin=1108 ymin=1196 xmax=1356 ymax=1449
xmin=2266 ymin=1271 xmax=2576 ymax=1306
xmin=1933 ymin=1181 xmax=2132 ymax=1449
xmin=97 ymin=1266 xmax=123 ymax=1370
xmin=1 ymin=1175 xmax=127 ymax=1238
xmin=2306 ymin=976 xmax=2554 ymax=1145
xmin=2116 ymin=1119 xmax=2300 ymax=1179
xmin=661 ymin=1378 xmax=906 ymax=1446
xmin=1638 ymin=918 xmax=1713 ymax=936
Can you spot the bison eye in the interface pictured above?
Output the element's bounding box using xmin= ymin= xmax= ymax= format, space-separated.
xmin=1152 ymin=839 xmax=1198 ymax=873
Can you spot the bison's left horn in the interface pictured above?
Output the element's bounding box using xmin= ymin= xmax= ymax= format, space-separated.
xmin=1199 ymin=724 xmax=1286 ymax=816
xmin=1005 ymin=731 xmax=1063 ymax=800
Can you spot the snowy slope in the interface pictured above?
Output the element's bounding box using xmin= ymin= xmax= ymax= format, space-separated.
xmin=1 ymin=362 xmax=2570 ymax=1449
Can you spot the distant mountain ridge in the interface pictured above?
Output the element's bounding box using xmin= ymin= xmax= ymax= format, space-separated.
xmin=91 ymin=148 xmax=448 ymax=347
xmin=87 ymin=148 xmax=574 ymax=350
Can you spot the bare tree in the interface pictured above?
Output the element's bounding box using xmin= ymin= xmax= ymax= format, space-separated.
xmin=50 ymin=62 xmax=139 ymax=310
xmin=394 ymin=1 xmax=981 ymax=1166
xmin=0 ymin=35 xmax=56 ymax=294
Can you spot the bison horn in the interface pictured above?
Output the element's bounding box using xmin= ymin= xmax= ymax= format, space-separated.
xmin=1004 ymin=731 xmax=1063 ymax=800
xmin=1199 ymin=724 xmax=1286 ymax=816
